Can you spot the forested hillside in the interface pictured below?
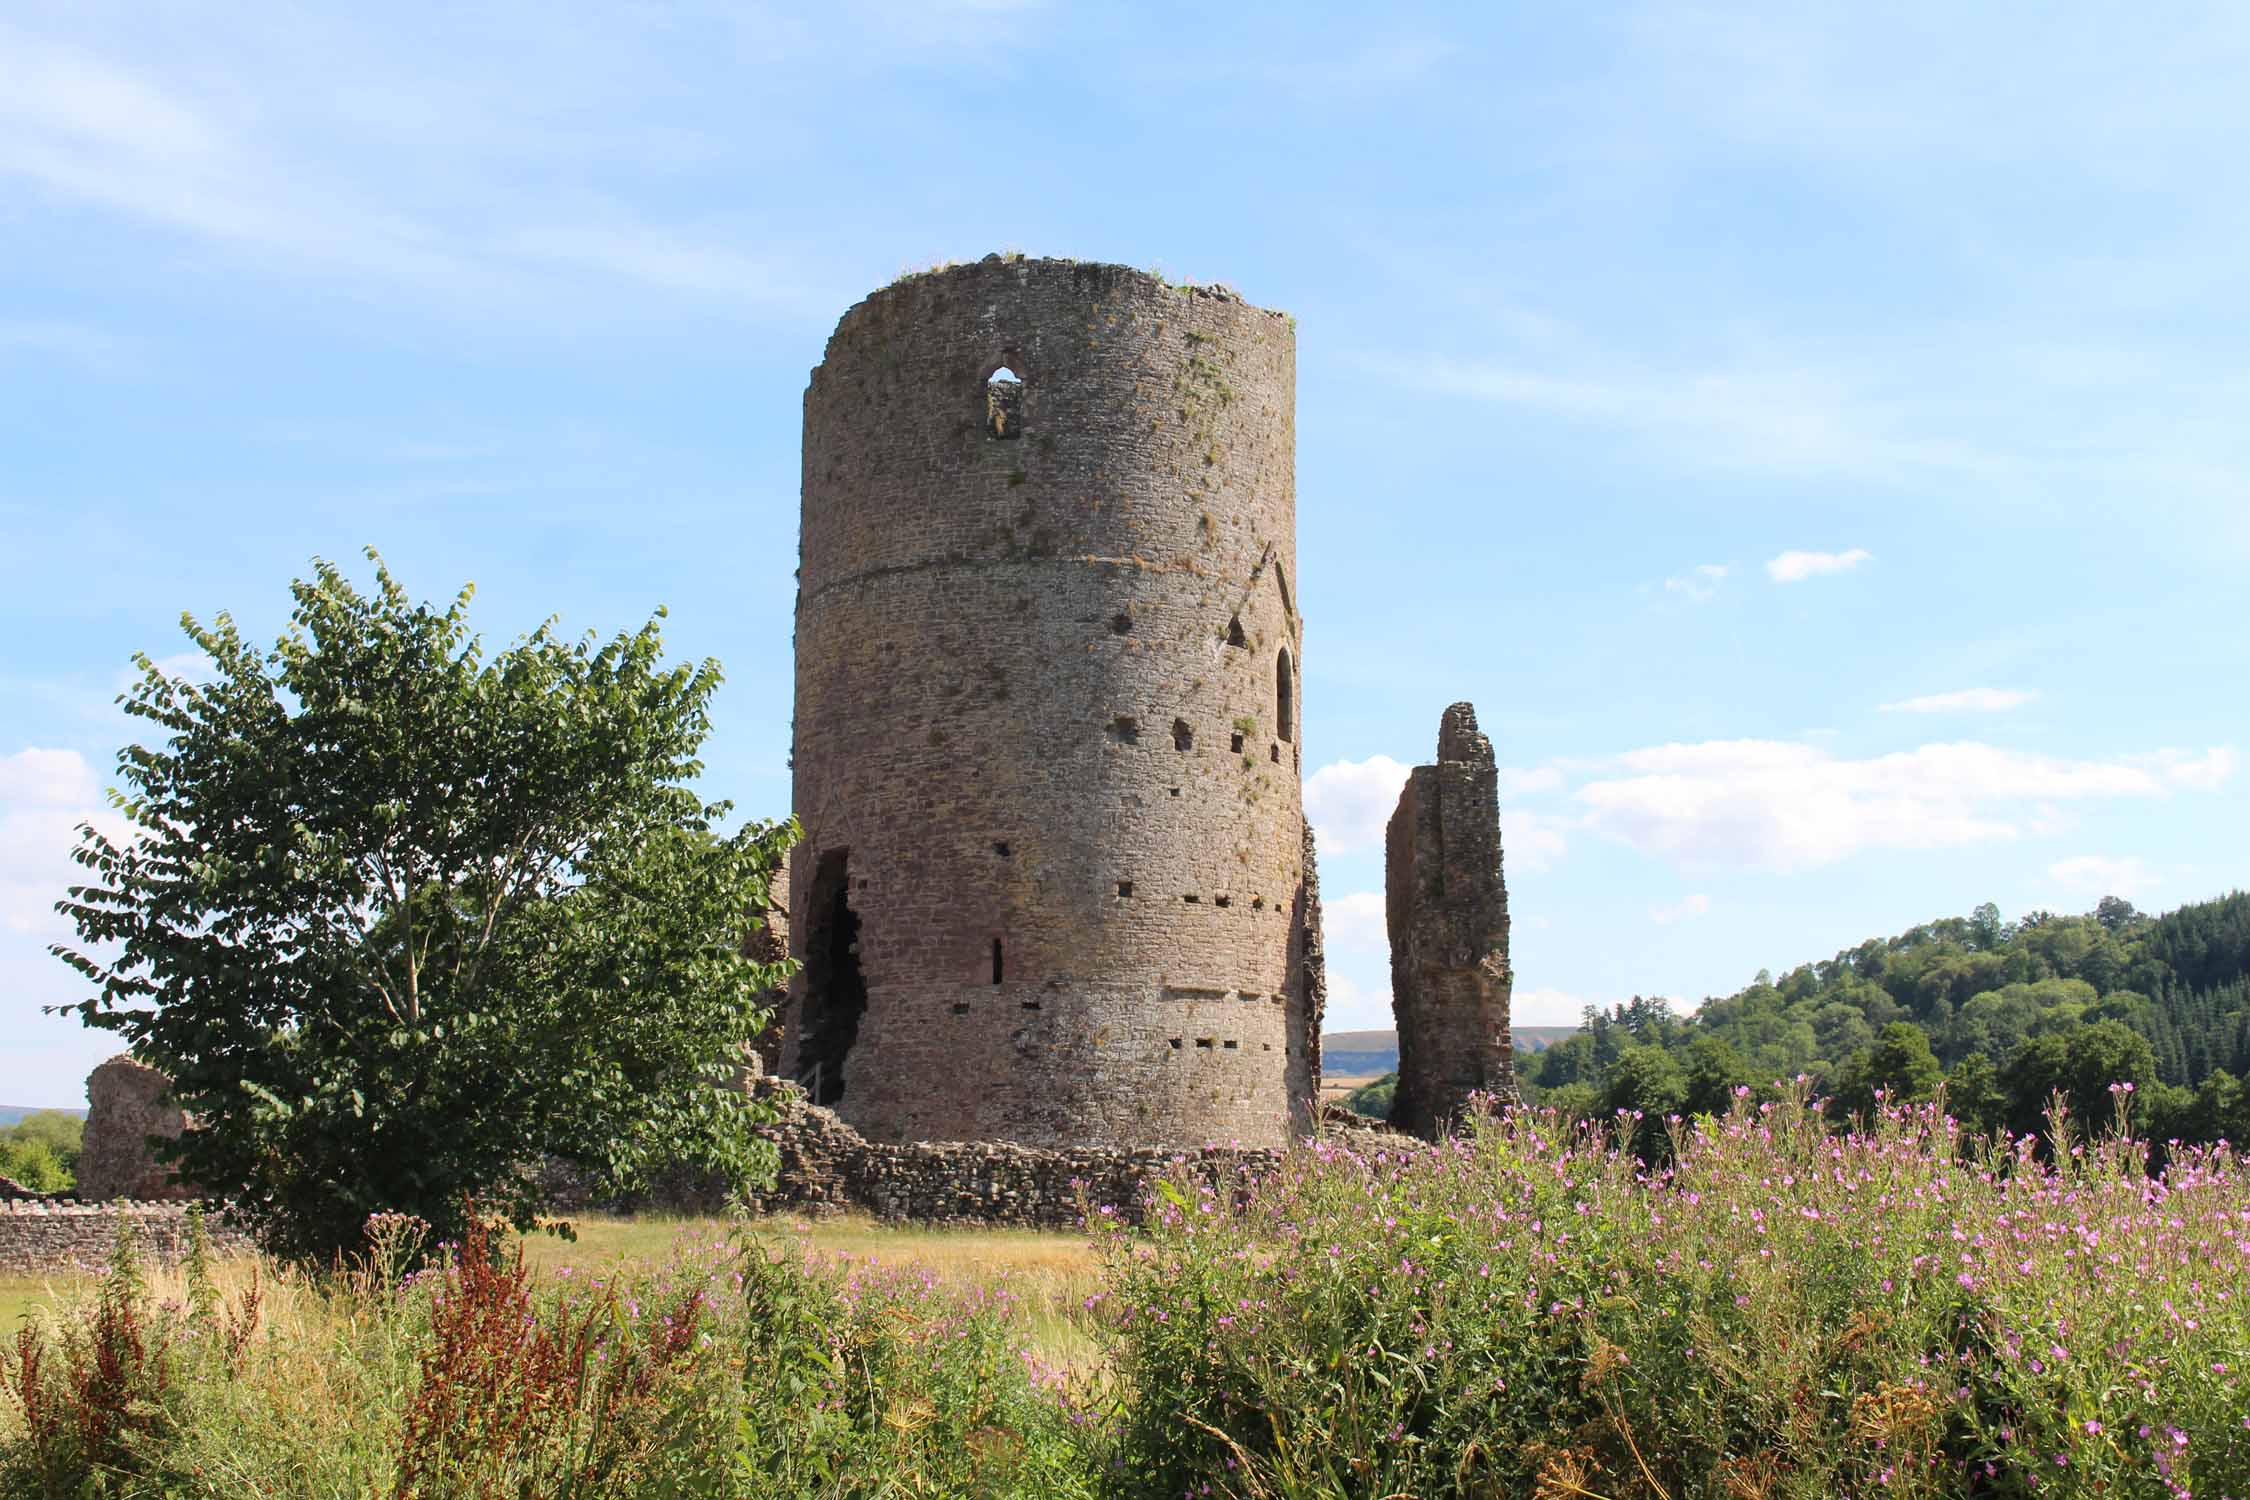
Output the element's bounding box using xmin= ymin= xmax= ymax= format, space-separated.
xmin=1526 ymin=891 xmax=2250 ymax=1148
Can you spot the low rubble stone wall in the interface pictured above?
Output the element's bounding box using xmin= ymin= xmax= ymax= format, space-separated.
xmin=733 ymin=1078 xmax=1286 ymax=1227
xmin=0 ymin=1198 xmax=253 ymax=1276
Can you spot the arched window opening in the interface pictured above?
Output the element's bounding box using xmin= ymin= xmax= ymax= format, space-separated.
xmin=1172 ymin=718 xmax=1193 ymax=751
xmin=991 ymin=937 xmax=1005 ymax=985
xmin=1225 ymin=615 xmax=1247 ymax=649
xmin=986 ymin=365 xmax=1024 ymax=440
xmin=1276 ymin=648 xmax=1294 ymax=742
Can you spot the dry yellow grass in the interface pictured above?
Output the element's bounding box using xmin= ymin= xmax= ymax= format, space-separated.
xmin=1 ymin=1212 xmax=1106 ymax=1365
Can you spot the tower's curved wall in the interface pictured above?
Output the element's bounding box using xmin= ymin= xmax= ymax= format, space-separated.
xmin=783 ymin=255 xmax=1309 ymax=1148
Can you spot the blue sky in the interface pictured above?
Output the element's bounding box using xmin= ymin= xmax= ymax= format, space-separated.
xmin=3 ymin=2 xmax=2245 ymax=1107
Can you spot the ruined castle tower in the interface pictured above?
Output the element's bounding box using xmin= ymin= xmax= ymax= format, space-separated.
xmin=1385 ymin=702 xmax=1515 ymax=1136
xmin=782 ymin=255 xmax=1317 ymax=1148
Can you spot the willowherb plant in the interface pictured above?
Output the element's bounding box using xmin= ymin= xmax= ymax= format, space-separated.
xmin=1100 ymin=1088 xmax=2250 ymax=1499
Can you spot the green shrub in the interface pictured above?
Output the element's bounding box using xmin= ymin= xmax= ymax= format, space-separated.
xmin=0 ymin=1138 xmax=70 ymax=1195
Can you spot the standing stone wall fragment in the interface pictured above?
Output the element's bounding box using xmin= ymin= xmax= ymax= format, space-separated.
xmin=1385 ymin=703 xmax=1515 ymax=1136
xmin=77 ymin=1055 xmax=195 ymax=1202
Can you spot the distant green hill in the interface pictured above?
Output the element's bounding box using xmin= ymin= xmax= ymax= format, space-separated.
xmin=1321 ymin=1026 xmax=1576 ymax=1079
xmin=1522 ymin=890 xmax=2250 ymax=1147
xmin=0 ymin=1105 xmax=85 ymax=1127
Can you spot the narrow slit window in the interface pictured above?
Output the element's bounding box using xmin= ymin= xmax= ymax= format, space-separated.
xmin=986 ymin=365 xmax=1024 ymax=440
xmin=991 ymin=938 xmax=1004 ymax=985
xmin=1276 ymin=647 xmax=1293 ymax=741
xmin=1173 ymin=718 xmax=1193 ymax=751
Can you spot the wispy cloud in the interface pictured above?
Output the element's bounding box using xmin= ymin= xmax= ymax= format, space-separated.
xmin=2049 ymin=853 xmax=2163 ymax=900
xmin=1359 ymin=352 xmax=2004 ymax=483
xmin=1650 ymin=892 xmax=1711 ymax=924
xmin=0 ymin=319 xmax=136 ymax=371
xmin=1879 ymin=687 xmax=2037 ymax=714
xmin=2146 ymin=746 xmax=2238 ymax=791
xmin=1662 ymin=563 xmax=1729 ymax=603
xmin=0 ymin=19 xmax=834 ymax=316
xmin=1767 ymin=548 xmax=1873 ymax=583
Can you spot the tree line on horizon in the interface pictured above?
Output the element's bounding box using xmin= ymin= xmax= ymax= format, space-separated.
xmin=1506 ymin=889 xmax=2250 ymax=1154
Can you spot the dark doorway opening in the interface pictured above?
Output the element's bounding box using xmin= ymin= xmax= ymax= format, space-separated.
xmin=796 ymin=848 xmax=866 ymax=1107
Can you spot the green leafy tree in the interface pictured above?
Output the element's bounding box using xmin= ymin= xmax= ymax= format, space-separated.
xmin=1601 ymin=1045 xmax=1687 ymax=1162
xmin=0 ymin=1138 xmax=70 ymax=1193
xmin=1999 ymin=1020 xmax=2158 ymax=1139
xmin=1680 ymin=1035 xmax=1751 ymax=1118
xmin=1343 ymin=1073 xmax=1396 ymax=1119
xmin=1826 ymin=1022 xmax=1945 ymax=1124
xmin=53 ymin=553 xmax=794 ymax=1263
xmin=1943 ymin=1053 xmax=2008 ymax=1138
xmin=0 ymin=1111 xmax=83 ymax=1177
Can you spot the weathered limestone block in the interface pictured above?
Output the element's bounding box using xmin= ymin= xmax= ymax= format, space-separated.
xmin=77 ymin=1055 xmax=195 ymax=1202
xmin=1385 ymin=703 xmax=1515 ymax=1137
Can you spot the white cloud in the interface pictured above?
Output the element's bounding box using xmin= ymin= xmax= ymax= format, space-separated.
xmin=1662 ymin=562 xmax=1729 ymax=603
xmin=2049 ymin=854 xmax=2163 ymax=900
xmin=1304 ymin=755 xmax=1410 ymax=855
xmin=0 ymin=748 xmax=97 ymax=808
xmin=1650 ymin=892 xmax=1711 ymax=925
xmin=1575 ymin=738 xmax=2217 ymax=872
xmin=2152 ymin=746 xmax=2238 ymax=791
xmin=1879 ymin=687 xmax=2037 ymax=714
xmin=1325 ymin=889 xmax=1387 ymax=951
xmin=0 ymin=748 xmax=126 ymax=945
xmin=1512 ymin=987 xmax=1592 ymax=1026
xmin=1308 ymin=755 xmax=1570 ymax=870
xmin=1322 ymin=970 xmax=1389 ymax=1031
xmin=1506 ymin=809 xmax=1570 ymax=873
xmin=1497 ymin=765 xmax=1565 ymax=799
xmin=1767 ymin=548 xmax=1873 ymax=583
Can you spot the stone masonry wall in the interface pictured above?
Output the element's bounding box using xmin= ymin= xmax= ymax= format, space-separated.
xmin=738 ymin=1078 xmax=1281 ymax=1228
xmin=1385 ymin=703 xmax=1516 ymax=1137
xmin=0 ymin=1199 xmax=254 ymax=1275
xmin=786 ymin=255 xmax=1313 ymax=1149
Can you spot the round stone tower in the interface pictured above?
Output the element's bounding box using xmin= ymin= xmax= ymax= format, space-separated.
xmin=782 ymin=254 xmax=1313 ymax=1148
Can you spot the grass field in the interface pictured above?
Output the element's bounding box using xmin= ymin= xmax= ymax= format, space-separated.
xmin=1 ymin=1211 xmax=1104 ymax=1363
